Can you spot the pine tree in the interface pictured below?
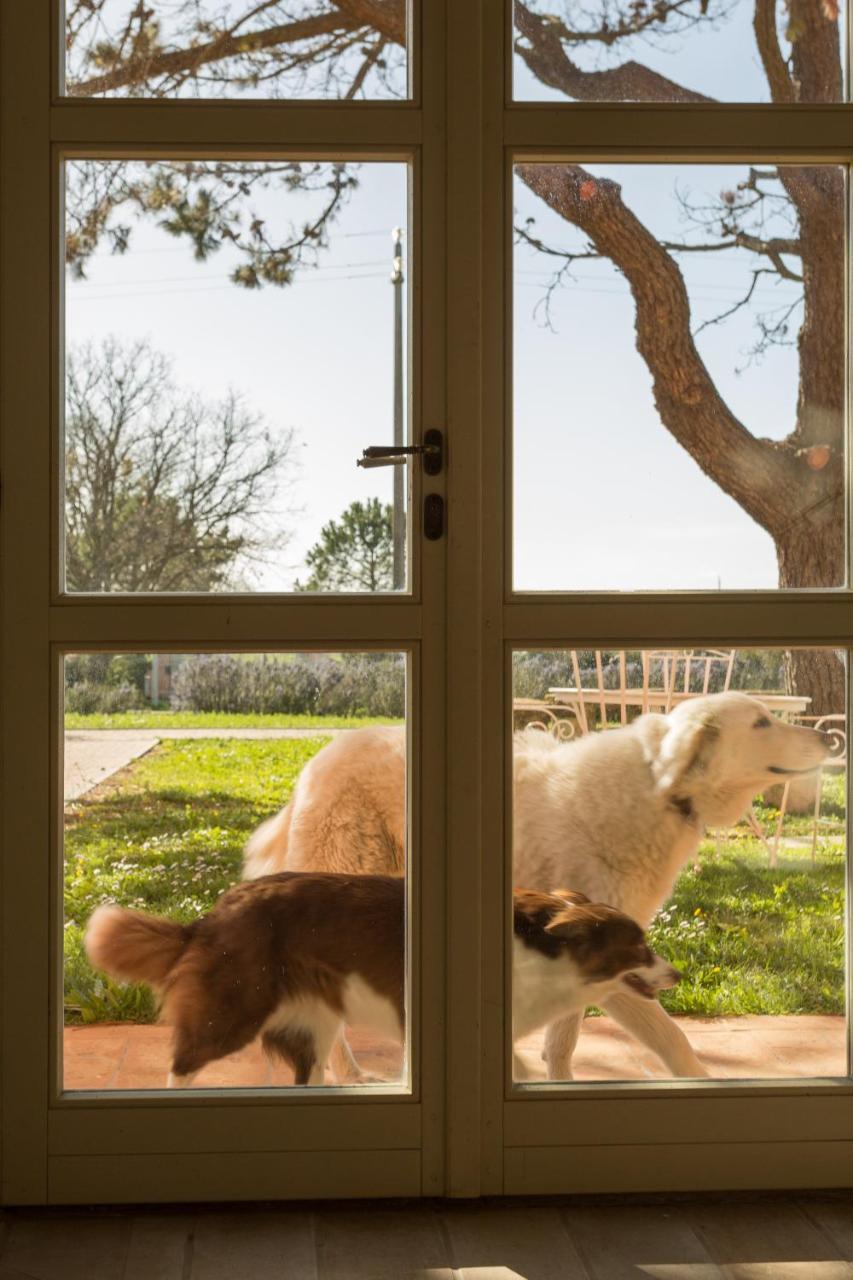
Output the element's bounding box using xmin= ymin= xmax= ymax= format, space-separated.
xmin=296 ymin=499 xmax=393 ymax=593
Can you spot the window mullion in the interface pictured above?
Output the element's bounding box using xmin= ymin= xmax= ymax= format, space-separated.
xmin=503 ymin=597 xmax=853 ymax=645
xmin=49 ymin=103 xmax=423 ymax=150
xmin=503 ymin=104 xmax=853 ymax=156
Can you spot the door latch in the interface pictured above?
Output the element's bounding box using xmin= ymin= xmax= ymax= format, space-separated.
xmin=357 ymin=428 xmax=444 ymax=476
xmin=423 ymin=493 xmax=444 ymax=540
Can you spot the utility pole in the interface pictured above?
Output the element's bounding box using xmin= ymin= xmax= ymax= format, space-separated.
xmin=391 ymin=226 xmax=405 ymax=590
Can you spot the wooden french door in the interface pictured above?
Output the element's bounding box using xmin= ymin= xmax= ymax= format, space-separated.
xmin=474 ymin=3 xmax=853 ymax=1195
xmin=0 ymin=0 xmax=470 ymax=1205
xmin=4 ymin=0 xmax=853 ymax=1206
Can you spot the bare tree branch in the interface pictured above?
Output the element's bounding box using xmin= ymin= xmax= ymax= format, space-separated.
xmin=65 ymin=0 xmax=407 ymax=98
xmin=330 ymin=0 xmax=405 ymax=44
xmin=65 ymin=159 xmax=358 ymax=287
xmin=65 ymin=338 xmax=295 ymax=592
xmin=514 ymin=0 xmax=715 ymax=102
xmin=753 ymin=0 xmax=795 ymax=102
xmin=344 ymin=36 xmax=387 ymax=99
xmin=731 ymin=232 xmax=802 ymax=281
xmin=516 ymin=163 xmax=797 ymax=534
xmin=68 ymin=11 xmax=348 ymax=96
xmin=691 ymin=266 xmax=776 ymax=336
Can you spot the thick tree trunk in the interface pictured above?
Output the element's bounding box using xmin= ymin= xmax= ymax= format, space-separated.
xmin=773 ymin=159 xmax=845 ymax=725
xmin=775 ymin=493 xmax=845 ymax=594
xmin=778 ymin=515 xmax=846 ymax=720
xmin=784 ymin=646 xmax=845 ymax=719
xmin=768 ymin=524 xmax=846 ymax=810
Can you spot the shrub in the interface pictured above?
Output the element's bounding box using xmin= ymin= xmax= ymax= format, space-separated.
xmin=731 ymin=649 xmax=786 ymax=692
xmin=65 ymin=653 xmax=111 ymax=688
xmin=65 ymin=652 xmax=148 ymax=695
xmin=512 ymin=651 xmax=573 ymax=700
xmin=317 ymin=653 xmax=405 ymax=718
xmin=171 ymin=653 xmax=404 ymax=718
xmin=65 ymin=680 xmax=145 ymax=714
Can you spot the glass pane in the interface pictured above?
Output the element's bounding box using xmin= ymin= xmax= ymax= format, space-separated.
xmin=513 ymin=162 xmax=847 ymax=591
xmin=64 ymin=1 xmax=409 ymax=100
xmin=512 ymin=0 xmax=845 ymax=103
xmin=63 ymin=650 xmax=409 ymax=1092
xmin=63 ymin=159 xmax=410 ymax=594
xmin=511 ymin=647 xmax=847 ymax=1083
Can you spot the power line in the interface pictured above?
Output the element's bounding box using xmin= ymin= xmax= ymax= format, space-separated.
xmin=68 ymin=272 xmax=389 ymax=300
xmin=339 ymin=229 xmax=406 ymax=238
xmin=74 ymin=229 xmax=405 ymax=259
xmin=67 ymin=261 xmax=391 ymax=289
xmin=69 ymin=275 xmax=792 ymax=305
xmin=515 ymin=269 xmax=800 ymax=294
xmin=514 ymin=280 xmax=799 ymax=306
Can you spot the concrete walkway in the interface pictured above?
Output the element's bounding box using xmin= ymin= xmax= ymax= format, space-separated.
xmin=64 ymin=735 xmax=158 ymax=802
xmin=63 ymin=726 xmax=345 ymax=802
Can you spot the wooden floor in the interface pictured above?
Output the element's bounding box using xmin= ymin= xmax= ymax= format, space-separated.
xmin=2 ymin=1195 xmax=853 ymax=1278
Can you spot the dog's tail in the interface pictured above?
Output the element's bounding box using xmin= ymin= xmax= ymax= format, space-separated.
xmin=243 ymin=801 xmax=293 ymax=880
xmin=85 ymin=905 xmax=191 ymax=985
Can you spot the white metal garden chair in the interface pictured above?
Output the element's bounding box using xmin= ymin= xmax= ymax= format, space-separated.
xmin=769 ymin=713 xmax=846 ymax=867
xmin=558 ymin=647 xmax=737 ymax=734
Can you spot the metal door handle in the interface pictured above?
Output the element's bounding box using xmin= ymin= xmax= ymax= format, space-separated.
xmin=357 ymin=429 xmax=443 ymax=476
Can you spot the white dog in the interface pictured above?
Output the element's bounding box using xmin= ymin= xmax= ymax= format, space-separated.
xmin=244 ymin=694 xmax=831 ymax=1080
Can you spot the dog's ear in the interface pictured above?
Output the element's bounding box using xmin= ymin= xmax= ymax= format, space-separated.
xmin=551 ymin=887 xmax=590 ymax=907
xmin=653 ymin=709 xmax=719 ymax=797
xmin=544 ymin=908 xmax=594 ymax=946
xmin=544 ymin=904 xmax=614 ymax=961
xmin=545 ymin=905 xmax=629 ymax=974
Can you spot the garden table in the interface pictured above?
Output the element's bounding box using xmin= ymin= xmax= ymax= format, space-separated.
xmin=547 ymin=687 xmax=810 ymax=722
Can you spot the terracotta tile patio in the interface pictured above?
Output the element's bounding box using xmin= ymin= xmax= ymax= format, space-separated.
xmin=515 ymin=1015 xmax=847 ymax=1081
xmin=62 ymin=1024 xmax=403 ymax=1090
xmin=63 ymin=1015 xmax=846 ymax=1090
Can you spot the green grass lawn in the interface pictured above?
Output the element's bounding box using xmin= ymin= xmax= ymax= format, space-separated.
xmin=651 ymin=771 xmax=846 ymax=1018
xmin=64 ymin=736 xmax=328 ymax=1023
xmin=650 ymin=842 xmax=844 ymax=1018
xmin=64 ymin=738 xmax=846 ymax=1024
xmin=64 ymin=710 xmax=403 ymax=730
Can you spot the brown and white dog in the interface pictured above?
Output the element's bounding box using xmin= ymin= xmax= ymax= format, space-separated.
xmin=86 ymin=872 xmax=404 ymax=1087
xmin=512 ymin=887 xmax=679 ymax=1079
xmin=86 ymin=874 xmax=677 ymax=1088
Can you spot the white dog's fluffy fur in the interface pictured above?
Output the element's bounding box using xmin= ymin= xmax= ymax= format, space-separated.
xmin=244 ymin=694 xmax=829 ymax=1079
